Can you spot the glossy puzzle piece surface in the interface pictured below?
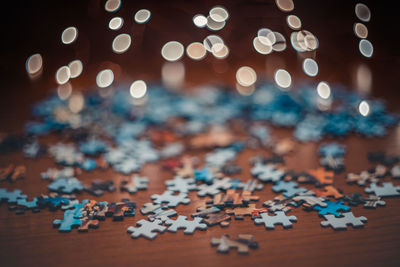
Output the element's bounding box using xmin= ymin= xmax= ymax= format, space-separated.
xmin=313 ymin=200 xmax=350 ymax=216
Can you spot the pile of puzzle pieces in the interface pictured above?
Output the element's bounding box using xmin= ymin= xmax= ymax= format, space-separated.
xmin=0 ymin=83 xmax=400 ymax=254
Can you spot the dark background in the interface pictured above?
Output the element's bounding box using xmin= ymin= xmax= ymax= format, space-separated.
xmin=0 ymin=1 xmax=400 ymax=266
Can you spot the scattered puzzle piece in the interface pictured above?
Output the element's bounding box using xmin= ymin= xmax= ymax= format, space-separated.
xmin=226 ymin=204 xmax=267 ymax=220
xmin=211 ymin=234 xmax=258 ymax=254
xmin=254 ymin=211 xmax=297 ymax=229
xmin=165 ymin=215 xmax=207 ymax=234
xmin=313 ymin=200 xmax=350 ymax=216
xmin=0 ymin=188 xmax=27 ymax=204
xmin=127 ymin=219 xmax=166 ymax=240
xmin=313 ymin=186 xmax=343 ymax=199
xmin=53 ymin=209 xmax=82 ymax=232
xmin=251 ymin=163 xmax=284 ymax=183
xmin=48 ymin=177 xmax=83 ymax=194
xmin=365 ymin=182 xmax=400 ymax=197
xmin=308 ymin=168 xmax=334 ymax=186
xmin=203 ymin=213 xmax=231 ymax=227
xmin=320 ymin=212 xmax=367 ymax=230
xmin=165 ymin=176 xmax=196 ymax=193
xmin=120 ymin=174 xmax=149 ymax=194
xmin=272 ymin=181 xmax=307 ymax=198
xmin=151 ymin=191 xmax=190 ymax=208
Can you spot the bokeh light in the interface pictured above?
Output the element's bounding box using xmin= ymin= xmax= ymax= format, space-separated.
xmin=274 ymin=69 xmax=292 ymax=89
xmin=61 ymin=27 xmax=78 ymax=44
xmin=354 ymin=23 xmax=368 ymax=38
xmin=26 ymin=54 xmax=43 ymax=75
xmin=287 ymin=15 xmax=301 ymax=30
xmin=193 ymin=14 xmax=207 ymax=28
xmin=68 ymin=60 xmax=83 ymax=78
xmin=236 ymin=66 xmax=257 ymax=87
xmin=359 ymin=39 xmax=373 ymax=57
xmin=206 ymin=16 xmax=226 ymax=31
xmin=272 ymin=32 xmax=287 ymax=52
xmin=212 ymin=44 xmax=229 ymax=59
xmin=105 ymin=0 xmax=121 ymax=12
xmin=317 ymin=82 xmax=331 ymax=99
xmin=209 ymin=6 xmax=229 ymax=22
xmin=359 ymin=100 xmax=370 ymax=116
xmin=302 ymin=58 xmax=319 ymax=77
xmin=253 ymin=36 xmax=272 ymax=55
xmin=203 ymin=35 xmax=224 ymax=52
xmin=96 ymin=69 xmax=114 ymax=88
xmin=134 ymin=9 xmax=151 ymax=24
xmin=355 ymin=3 xmax=371 ymax=22
xmin=109 ymin=17 xmax=124 ymax=30
xmin=130 ymin=80 xmax=147 ymax=99
xmin=275 ymin=0 xmax=294 ymax=12
xmin=56 ymin=66 xmax=71 ymax=85
xmin=186 ymin=42 xmax=206 ymax=60
xmin=112 ymin=34 xmax=132 ymax=54
xmin=161 ymin=41 xmax=184 ymax=61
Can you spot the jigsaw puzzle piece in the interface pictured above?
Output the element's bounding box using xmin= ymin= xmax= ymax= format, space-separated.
xmin=320 ymin=212 xmax=367 ymax=230
xmin=254 ymin=211 xmax=297 ymax=229
xmin=127 ymin=219 xmax=166 ymax=240
xmin=165 ymin=215 xmax=207 ymax=234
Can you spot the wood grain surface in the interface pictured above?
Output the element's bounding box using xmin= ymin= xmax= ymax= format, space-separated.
xmin=1 ymin=0 xmax=400 ymax=266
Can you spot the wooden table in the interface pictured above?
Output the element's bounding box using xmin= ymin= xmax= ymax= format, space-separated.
xmin=1 ymin=0 xmax=399 ymax=266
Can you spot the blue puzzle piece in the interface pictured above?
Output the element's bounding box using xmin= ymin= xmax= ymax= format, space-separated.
xmin=79 ymin=138 xmax=107 ymax=155
xmin=314 ymin=200 xmax=350 ymax=216
xmin=318 ymin=143 xmax=346 ymax=158
xmin=38 ymin=195 xmax=71 ymax=210
xmin=53 ymin=209 xmax=82 ymax=232
xmin=272 ymin=181 xmax=307 ymax=198
xmin=194 ymin=168 xmax=214 ymax=183
xmin=48 ymin=178 xmax=83 ymax=194
xmin=0 ymin=188 xmax=27 ymax=204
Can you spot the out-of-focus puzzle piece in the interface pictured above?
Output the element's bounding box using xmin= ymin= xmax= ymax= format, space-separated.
xmin=211 ymin=234 xmax=258 ymax=254
xmin=127 ymin=219 xmax=166 ymax=240
xmin=190 ymin=126 xmax=234 ymax=149
xmin=48 ymin=177 xmax=83 ymax=194
xmin=320 ymin=212 xmax=367 ymax=230
xmin=0 ymin=164 xmax=26 ymax=183
xmin=313 ymin=200 xmax=350 ymax=216
xmin=53 ymin=209 xmax=82 ymax=232
xmin=120 ymin=174 xmax=148 ymax=194
xmin=165 ymin=176 xmax=196 ymax=193
xmin=151 ymin=191 xmax=190 ymax=208
xmin=365 ymin=182 xmax=400 ymax=197
xmin=84 ymin=179 xmax=116 ymax=196
xmin=106 ymin=199 xmax=136 ymax=221
xmin=206 ymin=189 xmax=259 ymax=208
xmin=292 ymin=193 xmax=327 ymax=209
xmin=9 ymin=197 xmax=40 ymax=214
xmin=226 ymin=203 xmax=267 ymax=219
xmin=391 ymin=165 xmax=400 ymax=178
xmin=165 ymin=215 xmax=207 ymax=234
xmin=203 ymin=213 xmax=231 ymax=227
xmin=272 ymin=181 xmax=307 ymax=198
xmin=197 ymin=177 xmax=232 ymax=197
xmin=313 ymin=186 xmax=343 ymax=199
xmin=140 ymin=202 xmax=177 ymax=221
xmin=254 ymin=211 xmax=297 ymax=229
xmin=263 ymin=200 xmax=292 ymax=214
xmin=194 ymin=168 xmax=215 ymax=183
xmin=78 ymin=217 xmax=100 ymax=232
xmin=346 ymin=171 xmax=378 ymax=186
xmin=251 ymin=163 xmax=284 ymax=183
xmin=308 ymin=168 xmax=334 ymax=186
xmin=191 ymin=206 xmax=221 ymax=218
xmin=318 ymin=142 xmax=346 ymax=158
xmin=41 ymin=167 xmax=75 ymax=180
xmin=0 ymin=188 xmax=27 ymax=204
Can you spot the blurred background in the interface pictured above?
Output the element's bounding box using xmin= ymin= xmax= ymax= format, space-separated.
xmin=0 ymin=0 xmax=399 ymax=132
